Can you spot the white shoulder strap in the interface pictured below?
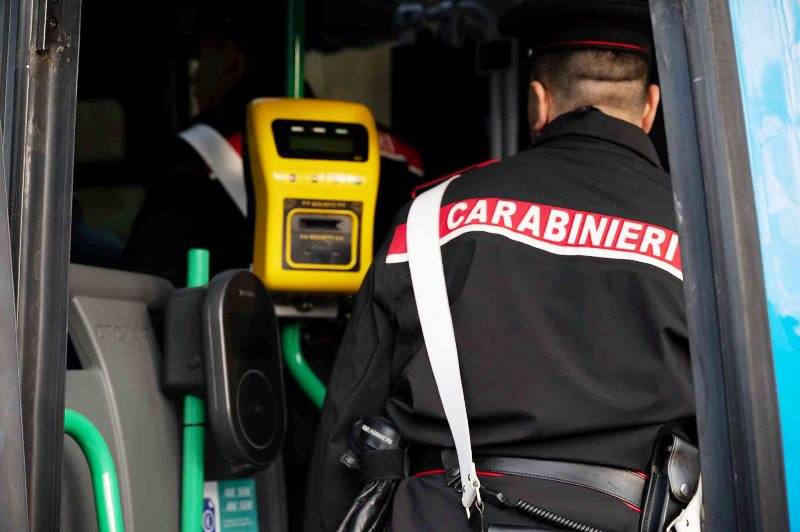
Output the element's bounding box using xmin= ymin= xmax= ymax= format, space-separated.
xmin=178 ymin=123 xmax=248 ymax=217
xmin=406 ymin=177 xmax=481 ymax=516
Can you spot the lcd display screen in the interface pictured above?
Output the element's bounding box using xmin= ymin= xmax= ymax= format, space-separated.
xmin=272 ymin=119 xmax=369 ymax=161
xmin=288 ymin=135 xmax=355 ymax=155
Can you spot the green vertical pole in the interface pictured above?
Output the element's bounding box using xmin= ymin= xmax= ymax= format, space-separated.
xmin=285 ymin=0 xmax=325 ymax=409
xmin=186 ymin=249 xmax=210 ymax=288
xmin=286 ymin=0 xmax=305 ymax=98
xmin=64 ymin=409 xmax=125 ymax=532
xmin=182 ymin=249 xmax=209 ymax=532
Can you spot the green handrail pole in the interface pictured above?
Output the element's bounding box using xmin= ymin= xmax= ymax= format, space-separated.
xmin=64 ymin=409 xmax=125 ymax=532
xmin=182 ymin=249 xmax=210 ymax=532
xmin=285 ymin=0 xmax=322 ymax=408
xmin=282 ymin=321 xmax=326 ymax=409
xmin=181 ymin=395 xmax=205 ymax=532
xmin=186 ymin=249 xmax=210 ymax=288
xmin=286 ymin=0 xmax=305 ymax=98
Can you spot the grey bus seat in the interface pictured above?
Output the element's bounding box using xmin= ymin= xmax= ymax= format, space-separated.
xmin=62 ymin=264 xmax=288 ymax=531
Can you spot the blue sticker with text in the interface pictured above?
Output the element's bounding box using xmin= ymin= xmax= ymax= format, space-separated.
xmin=204 ymin=478 xmax=259 ymax=531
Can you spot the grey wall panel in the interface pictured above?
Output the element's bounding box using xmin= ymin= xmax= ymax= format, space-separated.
xmin=68 ymin=264 xmax=173 ymax=307
xmin=63 ymin=265 xmax=288 ymax=531
xmin=63 ymin=266 xmax=179 ymax=532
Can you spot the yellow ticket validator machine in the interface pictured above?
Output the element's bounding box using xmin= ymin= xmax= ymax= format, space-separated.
xmin=247 ymin=99 xmax=380 ymax=293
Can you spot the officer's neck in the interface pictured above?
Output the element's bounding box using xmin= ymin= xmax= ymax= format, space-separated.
xmin=593 ymin=106 xmax=643 ymax=128
xmin=531 ymin=105 xmax=647 ymax=145
xmin=550 ymin=104 xmax=643 ymax=130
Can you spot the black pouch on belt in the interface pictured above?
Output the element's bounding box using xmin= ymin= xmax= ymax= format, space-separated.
xmin=638 ymin=433 xmax=700 ymax=532
xmin=336 ymin=416 xmax=406 ymax=532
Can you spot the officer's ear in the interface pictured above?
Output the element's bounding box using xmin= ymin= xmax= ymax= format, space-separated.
xmin=641 ymin=84 xmax=661 ymax=134
xmin=529 ymin=80 xmax=551 ymax=135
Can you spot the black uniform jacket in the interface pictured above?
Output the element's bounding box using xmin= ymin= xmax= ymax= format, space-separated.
xmin=305 ymin=109 xmax=694 ymax=531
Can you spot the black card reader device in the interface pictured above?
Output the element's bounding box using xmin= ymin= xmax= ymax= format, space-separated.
xmin=203 ymin=270 xmax=286 ymax=467
xmin=163 ymin=270 xmax=286 ymax=469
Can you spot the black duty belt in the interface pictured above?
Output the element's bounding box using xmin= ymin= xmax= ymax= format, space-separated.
xmin=411 ymin=448 xmax=647 ymax=511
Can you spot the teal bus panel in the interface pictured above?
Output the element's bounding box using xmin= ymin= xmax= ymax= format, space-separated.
xmin=729 ymin=0 xmax=800 ymax=528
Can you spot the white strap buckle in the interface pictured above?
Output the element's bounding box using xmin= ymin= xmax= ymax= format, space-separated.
xmin=464 ymin=466 xmax=483 ymax=519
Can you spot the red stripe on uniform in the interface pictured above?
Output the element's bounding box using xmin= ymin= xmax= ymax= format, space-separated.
xmin=411 ymin=159 xmax=499 ymax=199
xmin=379 ymin=131 xmax=425 ymax=176
xmin=387 ymin=223 xmax=408 ymax=256
xmin=385 ymin=197 xmax=682 ymax=279
xmin=226 ymin=132 xmax=243 ymax=156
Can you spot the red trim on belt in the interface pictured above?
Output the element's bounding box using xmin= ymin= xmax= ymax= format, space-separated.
xmin=413 ymin=468 xmax=645 ymax=513
xmin=623 ymin=501 xmax=642 ymax=513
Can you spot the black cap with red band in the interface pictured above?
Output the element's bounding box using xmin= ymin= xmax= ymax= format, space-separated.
xmin=498 ymin=0 xmax=653 ymax=59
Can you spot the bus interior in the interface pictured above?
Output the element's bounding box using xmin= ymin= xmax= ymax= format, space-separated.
xmin=0 ymin=0 xmax=796 ymax=531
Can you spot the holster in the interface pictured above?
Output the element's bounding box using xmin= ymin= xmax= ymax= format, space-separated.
xmin=336 ymin=449 xmax=407 ymax=532
xmin=639 ymin=433 xmax=700 ymax=532
xmin=337 ymin=416 xmax=408 ymax=532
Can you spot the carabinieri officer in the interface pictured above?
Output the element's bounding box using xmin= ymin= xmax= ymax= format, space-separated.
xmin=305 ymin=1 xmax=694 ymax=530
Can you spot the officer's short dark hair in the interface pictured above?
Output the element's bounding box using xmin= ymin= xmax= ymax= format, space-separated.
xmin=530 ymin=49 xmax=649 ymax=110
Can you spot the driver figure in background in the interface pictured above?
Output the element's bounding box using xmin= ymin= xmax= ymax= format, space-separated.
xmin=305 ymin=1 xmax=694 ymax=530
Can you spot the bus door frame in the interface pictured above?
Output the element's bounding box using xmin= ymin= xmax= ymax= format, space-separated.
xmin=650 ymin=0 xmax=790 ymax=530
xmin=0 ymin=1 xmax=30 ymax=528
xmin=5 ymin=0 xmax=82 ymax=530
